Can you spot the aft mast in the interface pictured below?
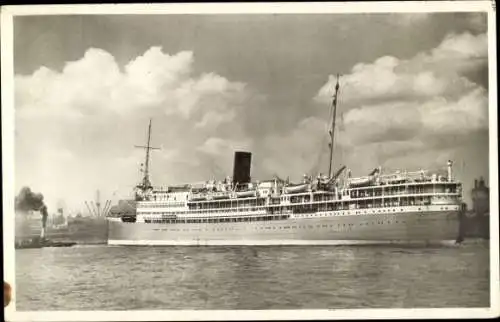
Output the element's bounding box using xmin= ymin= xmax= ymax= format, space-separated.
xmin=328 ymin=74 xmax=340 ymax=178
xmin=135 ymin=119 xmax=159 ymax=192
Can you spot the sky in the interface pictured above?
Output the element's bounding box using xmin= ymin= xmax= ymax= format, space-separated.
xmin=13 ymin=12 xmax=490 ymax=214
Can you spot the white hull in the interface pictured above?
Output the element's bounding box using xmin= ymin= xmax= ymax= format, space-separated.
xmin=108 ymin=208 xmax=460 ymax=246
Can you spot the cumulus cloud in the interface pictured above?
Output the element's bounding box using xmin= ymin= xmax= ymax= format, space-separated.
xmin=316 ymin=33 xmax=487 ymax=107
xmin=15 ymin=47 xmax=251 ymax=211
xmin=315 ymin=31 xmax=487 ymax=143
xmin=16 ymin=47 xmax=247 ymax=123
xmin=261 ymin=117 xmax=328 ymax=180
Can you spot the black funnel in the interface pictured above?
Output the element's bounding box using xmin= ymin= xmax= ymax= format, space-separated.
xmin=232 ymin=151 xmax=252 ymax=186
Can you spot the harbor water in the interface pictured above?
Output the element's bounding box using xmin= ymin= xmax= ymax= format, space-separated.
xmin=15 ymin=241 xmax=490 ymax=310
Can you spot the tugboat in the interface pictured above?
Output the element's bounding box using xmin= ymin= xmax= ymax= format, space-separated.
xmin=15 ymin=236 xmax=45 ymax=249
xmin=15 ymin=211 xmax=77 ymax=249
xmin=15 ymin=236 xmax=77 ymax=249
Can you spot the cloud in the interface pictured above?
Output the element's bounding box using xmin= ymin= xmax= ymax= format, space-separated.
xmin=15 ymin=47 xmax=251 ymax=211
xmin=316 ymin=34 xmax=487 ymax=107
xmin=261 ymin=117 xmax=328 ymax=180
xmin=197 ymin=137 xmax=252 ymax=156
xmin=16 ymin=47 xmax=247 ymax=124
xmin=315 ymin=32 xmax=488 ymax=144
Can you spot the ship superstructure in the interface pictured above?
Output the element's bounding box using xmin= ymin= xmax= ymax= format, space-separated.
xmin=107 ymin=76 xmax=463 ymax=246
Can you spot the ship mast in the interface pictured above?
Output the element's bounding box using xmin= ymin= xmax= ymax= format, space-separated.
xmin=328 ymin=74 xmax=340 ymax=178
xmin=135 ymin=119 xmax=159 ymax=191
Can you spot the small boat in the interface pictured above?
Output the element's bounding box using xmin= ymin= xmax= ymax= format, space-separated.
xmin=15 ymin=238 xmax=77 ymax=249
xmin=284 ymin=183 xmax=309 ymax=194
xmin=236 ymin=190 xmax=256 ymax=198
xmin=349 ymin=177 xmax=373 ymax=187
xmin=190 ymin=194 xmax=206 ymax=201
xmin=385 ymin=175 xmax=406 ymax=183
xmin=15 ymin=241 xmax=44 ymax=249
xmin=212 ymin=192 xmax=229 ymax=200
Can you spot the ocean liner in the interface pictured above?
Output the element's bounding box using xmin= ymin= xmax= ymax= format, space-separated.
xmin=107 ymin=77 xmax=463 ymax=246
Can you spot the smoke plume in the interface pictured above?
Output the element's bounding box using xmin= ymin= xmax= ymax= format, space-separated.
xmin=15 ymin=187 xmax=48 ymax=229
xmin=15 ymin=187 xmax=45 ymax=212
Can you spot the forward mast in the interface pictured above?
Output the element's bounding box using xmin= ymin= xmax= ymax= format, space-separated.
xmin=135 ymin=119 xmax=159 ymax=198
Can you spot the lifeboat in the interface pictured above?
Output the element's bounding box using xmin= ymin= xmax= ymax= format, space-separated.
xmin=349 ymin=177 xmax=373 ymax=187
xmin=284 ymin=183 xmax=309 ymax=194
xmin=236 ymin=190 xmax=256 ymax=198
xmin=212 ymin=192 xmax=230 ymax=200
xmin=385 ymin=175 xmax=406 ymax=184
xmin=190 ymin=193 xmax=206 ymax=201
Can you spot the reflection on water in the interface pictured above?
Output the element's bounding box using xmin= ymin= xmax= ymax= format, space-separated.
xmin=16 ymin=242 xmax=490 ymax=310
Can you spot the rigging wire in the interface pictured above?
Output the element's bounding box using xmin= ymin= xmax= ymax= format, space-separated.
xmin=308 ymin=77 xmax=350 ymax=179
xmin=332 ymin=79 xmax=352 ymax=172
xmin=308 ymin=86 xmax=335 ymax=177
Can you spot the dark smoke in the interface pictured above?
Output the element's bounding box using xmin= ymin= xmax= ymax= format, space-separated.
xmin=15 ymin=187 xmax=45 ymax=212
xmin=15 ymin=187 xmax=48 ymax=229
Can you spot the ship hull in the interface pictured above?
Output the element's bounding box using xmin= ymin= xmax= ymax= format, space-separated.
xmin=108 ymin=210 xmax=460 ymax=246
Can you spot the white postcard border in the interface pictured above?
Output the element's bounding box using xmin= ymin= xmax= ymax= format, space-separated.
xmin=2 ymin=1 xmax=498 ymax=321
